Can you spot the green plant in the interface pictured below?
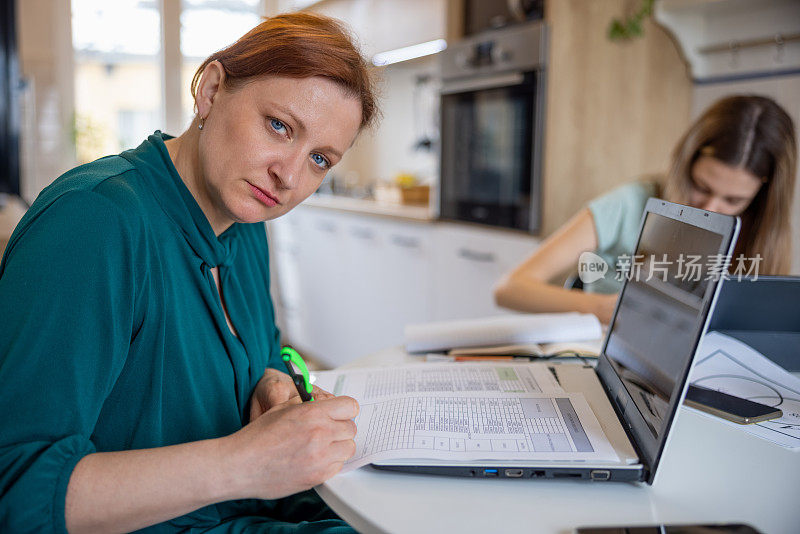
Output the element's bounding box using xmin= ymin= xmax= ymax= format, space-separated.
xmin=608 ymin=0 xmax=655 ymax=41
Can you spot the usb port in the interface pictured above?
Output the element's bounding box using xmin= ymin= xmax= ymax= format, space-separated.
xmin=505 ymin=469 xmax=523 ymax=478
xmin=590 ymin=470 xmax=611 ymax=481
xmin=483 ymin=469 xmax=498 ymax=477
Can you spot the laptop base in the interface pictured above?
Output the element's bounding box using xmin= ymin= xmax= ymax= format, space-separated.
xmin=372 ymin=463 xmax=643 ymax=482
xmin=371 ymin=363 xmax=644 ymax=482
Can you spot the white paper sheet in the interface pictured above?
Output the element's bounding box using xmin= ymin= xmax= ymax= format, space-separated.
xmin=313 ymin=364 xmax=619 ymax=472
xmin=313 ymin=362 xmax=564 ymax=399
xmin=690 ymin=331 xmax=800 ymax=449
xmin=403 ymin=313 xmax=602 ymax=353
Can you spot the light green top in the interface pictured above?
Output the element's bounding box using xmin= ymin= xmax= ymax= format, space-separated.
xmin=584 ymin=181 xmax=658 ymax=294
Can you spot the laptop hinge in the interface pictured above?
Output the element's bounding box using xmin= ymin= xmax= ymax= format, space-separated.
xmin=595 ymin=366 xmax=650 ymax=482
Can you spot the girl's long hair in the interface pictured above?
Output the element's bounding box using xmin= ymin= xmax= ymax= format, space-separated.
xmin=664 ymin=95 xmax=797 ymax=275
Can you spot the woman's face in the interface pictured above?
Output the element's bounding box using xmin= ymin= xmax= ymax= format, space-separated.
xmin=195 ymin=68 xmax=362 ymax=233
xmin=688 ymin=155 xmax=763 ymax=216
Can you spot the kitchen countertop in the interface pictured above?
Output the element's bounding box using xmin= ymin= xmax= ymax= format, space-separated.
xmin=301 ymin=193 xmax=436 ymax=222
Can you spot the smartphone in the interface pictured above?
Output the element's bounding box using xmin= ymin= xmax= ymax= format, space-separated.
xmin=684 ymin=385 xmax=782 ymax=424
xmin=576 ymin=523 xmax=763 ymax=533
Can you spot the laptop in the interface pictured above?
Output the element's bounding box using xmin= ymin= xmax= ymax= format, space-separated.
xmin=372 ymin=198 xmax=740 ymax=484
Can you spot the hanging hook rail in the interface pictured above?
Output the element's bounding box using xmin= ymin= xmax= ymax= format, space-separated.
xmin=697 ymin=32 xmax=800 ymax=55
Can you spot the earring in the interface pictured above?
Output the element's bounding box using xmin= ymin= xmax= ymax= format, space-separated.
xmin=198 ymin=117 xmax=205 ymax=130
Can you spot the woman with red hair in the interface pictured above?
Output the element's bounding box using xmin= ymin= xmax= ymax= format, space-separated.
xmin=0 ymin=13 xmax=376 ymax=532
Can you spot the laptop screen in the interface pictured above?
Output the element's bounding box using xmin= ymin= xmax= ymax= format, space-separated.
xmin=596 ymin=199 xmax=738 ymax=483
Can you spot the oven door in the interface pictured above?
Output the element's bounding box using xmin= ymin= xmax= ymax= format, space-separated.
xmin=439 ymin=71 xmax=542 ymax=233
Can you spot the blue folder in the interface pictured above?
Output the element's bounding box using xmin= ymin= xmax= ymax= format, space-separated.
xmin=709 ymin=276 xmax=800 ymax=372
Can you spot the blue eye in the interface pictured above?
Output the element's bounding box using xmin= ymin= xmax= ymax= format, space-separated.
xmin=311 ymin=153 xmax=330 ymax=170
xmin=270 ymin=118 xmax=287 ymax=134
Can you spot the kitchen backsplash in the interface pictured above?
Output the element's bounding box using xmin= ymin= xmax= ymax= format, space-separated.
xmin=327 ymin=55 xmax=440 ymax=194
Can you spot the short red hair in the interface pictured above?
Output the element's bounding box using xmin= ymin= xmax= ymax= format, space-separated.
xmin=191 ymin=12 xmax=378 ymax=130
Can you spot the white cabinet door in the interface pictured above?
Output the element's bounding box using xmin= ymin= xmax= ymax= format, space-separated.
xmin=295 ymin=208 xmax=350 ymax=366
xmin=327 ymin=214 xmax=434 ymax=367
xmin=291 ymin=0 xmax=448 ymax=58
xmin=267 ymin=209 xmax=311 ymax=353
xmin=366 ymin=218 xmax=434 ymax=349
xmin=339 ymin=214 xmax=388 ymax=363
xmin=432 ymin=223 xmax=539 ymax=321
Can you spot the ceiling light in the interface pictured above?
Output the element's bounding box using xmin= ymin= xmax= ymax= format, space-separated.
xmin=372 ymin=39 xmax=447 ymax=67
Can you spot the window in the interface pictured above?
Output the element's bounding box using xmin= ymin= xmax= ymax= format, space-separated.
xmin=72 ymin=0 xmax=162 ymax=163
xmin=181 ymin=1 xmax=262 ymax=128
xmin=71 ymin=0 xmax=262 ymax=164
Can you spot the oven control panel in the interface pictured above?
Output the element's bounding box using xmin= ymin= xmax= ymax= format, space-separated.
xmin=441 ymin=21 xmax=548 ymax=80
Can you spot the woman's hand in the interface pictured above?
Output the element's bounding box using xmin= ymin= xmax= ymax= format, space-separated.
xmin=224 ymin=395 xmax=359 ymax=500
xmin=248 ymin=368 xmax=334 ymax=422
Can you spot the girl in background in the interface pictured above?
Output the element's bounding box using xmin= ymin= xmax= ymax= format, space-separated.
xmin=495 ymin=95 xmax=797 ymax=323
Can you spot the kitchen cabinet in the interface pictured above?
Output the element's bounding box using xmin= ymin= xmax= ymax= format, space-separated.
xmin=268 ymin=205 xmax=538 ymax=368
xmin=275 ymin=0 xmax=451 ymax=58
xmin=341 ymin=215 xmax=434 ymax=361
xmin=655 ymin=0 xmax=800 ymax=82
xmin=298 ymin=210 xmax=350 ymax=362
xmin=268 ymin=208 xmax=310 ymax=354
xmin=432 ymin=223 xmax=539 ymax=321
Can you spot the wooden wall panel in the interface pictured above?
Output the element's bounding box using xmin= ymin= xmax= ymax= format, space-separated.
xmin=542 ymin=0 xmax=692 ymax=236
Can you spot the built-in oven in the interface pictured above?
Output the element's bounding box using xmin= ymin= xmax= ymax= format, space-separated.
xmin=439 ymin=21 xmax=547 ymax=233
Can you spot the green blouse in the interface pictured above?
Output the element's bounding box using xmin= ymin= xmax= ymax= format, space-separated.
xmin=0 ymin=133 xmax=349 ymax=533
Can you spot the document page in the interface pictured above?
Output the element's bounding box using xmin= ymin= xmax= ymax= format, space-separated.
xmin=316 ymin=362 xmax=563 ymax=400
xmin=313 ymin=364 xmax=619 ymax=472
xmin=691 ymin=331 xmax=800 ymax=449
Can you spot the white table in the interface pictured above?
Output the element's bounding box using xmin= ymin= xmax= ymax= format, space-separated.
xmin=315 ymin=347 xmax=800 ymax=534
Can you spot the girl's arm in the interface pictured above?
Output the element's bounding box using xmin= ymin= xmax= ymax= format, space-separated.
xmin=494 ymin=208 xmax=617 ymax=324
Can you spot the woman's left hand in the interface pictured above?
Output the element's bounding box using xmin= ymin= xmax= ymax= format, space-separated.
xmin=248 ymin=368 xmax=334 ymax=422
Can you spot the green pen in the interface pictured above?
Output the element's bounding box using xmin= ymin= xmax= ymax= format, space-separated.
xmin=281 ymin=346 xmax=314 ymax=402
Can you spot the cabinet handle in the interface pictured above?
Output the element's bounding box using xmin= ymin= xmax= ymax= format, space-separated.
xmin=390 ymin=235 xmax=420 ymax=248
xmin=350 ymin=226 xmax=374 ymax=240
xmin=457 ymin=248 xmax=496 ymax=263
